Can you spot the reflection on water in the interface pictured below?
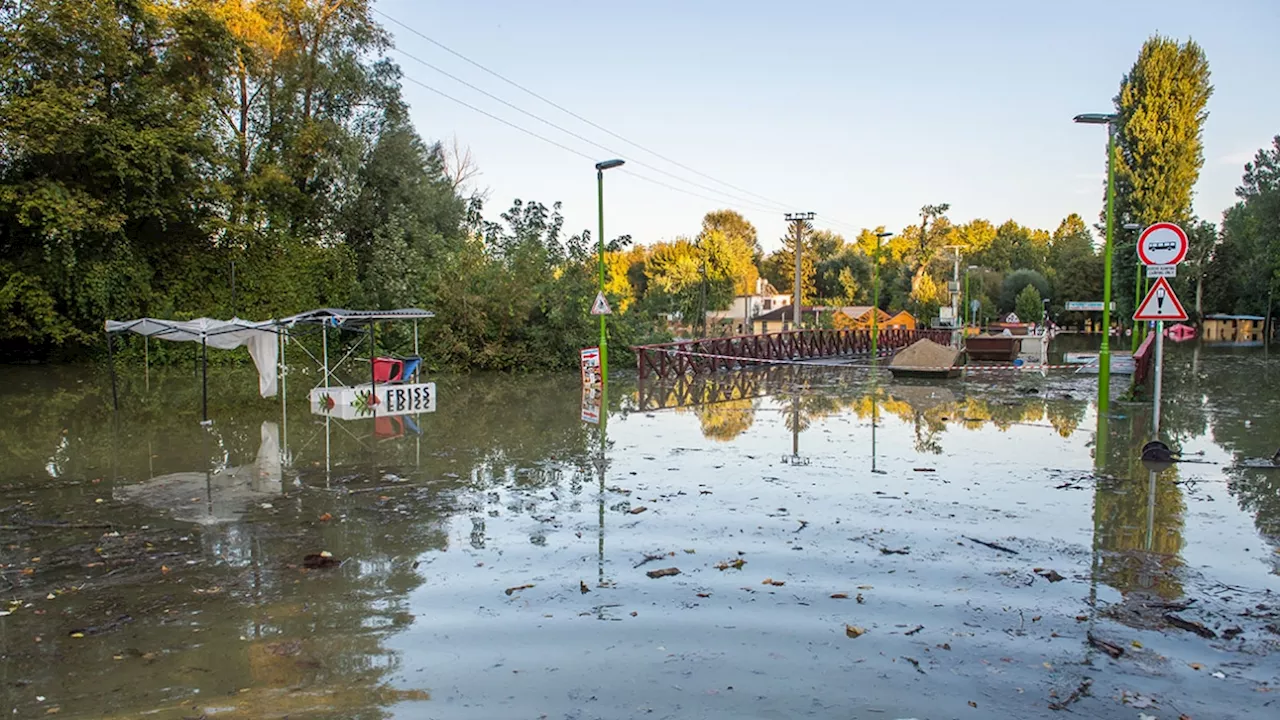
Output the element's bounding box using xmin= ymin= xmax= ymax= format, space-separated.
xmin=0 ymin=341 xmax=1277 ymax=718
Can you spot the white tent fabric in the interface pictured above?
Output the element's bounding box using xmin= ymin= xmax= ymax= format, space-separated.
xmin=104 ymin=318 xmax=280 ymax=397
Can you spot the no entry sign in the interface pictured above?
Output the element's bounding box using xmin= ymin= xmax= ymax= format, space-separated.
xmin=1137 ymin=222 xmax=1188 ymax=266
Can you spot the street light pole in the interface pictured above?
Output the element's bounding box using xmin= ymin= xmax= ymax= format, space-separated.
xmin=872 ymin=231 xmax=893 ymax=358
xmin=1074 ymin=112 xmax=1118 ymax=414
xmin=965 ymin=265 xmax=978 ymax=328
xmin=595 ymin=159 xmax=625 ymax=386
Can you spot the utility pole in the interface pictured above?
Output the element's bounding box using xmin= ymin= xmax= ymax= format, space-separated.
xmin=942 ymin=245 xmax=963 ymax=327
xmin=785 ymin=212 xmax=815 ymax=328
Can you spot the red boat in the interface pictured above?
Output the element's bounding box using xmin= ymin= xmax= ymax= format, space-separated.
xmin=1166 ymin=323 xmax=1196 ymax=342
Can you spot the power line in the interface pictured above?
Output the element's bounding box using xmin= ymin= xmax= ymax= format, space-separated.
xmin=388 ymin=45 xmax=791 ymax=214
xmin=376 ymin=9 xmax=798 ymax=212
xmin=397 ymin=73 xmax=781 ymax=215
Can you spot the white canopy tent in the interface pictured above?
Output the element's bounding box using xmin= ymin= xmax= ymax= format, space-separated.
xmin=104 ymin=308 xmax=435 ymax=423
xmin=105 ymin=317 xmax=281 ymax=396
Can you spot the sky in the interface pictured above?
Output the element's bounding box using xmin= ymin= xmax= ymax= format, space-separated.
xmin=378 ymin=0 xmax=1278 ymax=253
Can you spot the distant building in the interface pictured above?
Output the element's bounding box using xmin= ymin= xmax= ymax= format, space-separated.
xmin=832 ymin=306 xmax=890 ymax=330
xmin=751 ymin=305 xmax=829 ymax=333
xmin=884 ymin=310 xmax=916 ymax=330
xmin=705 ymin=278 xmax=792 ymax=334
xmin=1202 ymin=314 xmax=1266 ymax=344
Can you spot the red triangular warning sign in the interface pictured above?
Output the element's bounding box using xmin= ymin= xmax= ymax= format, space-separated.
xmin=589 ymin=291 xmax=612 ymax=315
xmin=1133 ymin=277 xmax=1188 ymax=321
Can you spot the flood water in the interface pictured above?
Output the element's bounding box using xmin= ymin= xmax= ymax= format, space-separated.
xmin=1 ymin=338 xmax=1277 ymax=719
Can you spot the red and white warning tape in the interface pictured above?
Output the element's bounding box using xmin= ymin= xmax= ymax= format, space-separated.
xmin=655 ymin=348 xmax=1078 ymax=372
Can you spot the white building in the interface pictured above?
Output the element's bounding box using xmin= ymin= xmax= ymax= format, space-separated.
xmin=705 ymin=279 xmax=793 ymax=334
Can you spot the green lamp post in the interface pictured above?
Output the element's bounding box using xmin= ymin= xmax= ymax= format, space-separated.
xmin=1074 ymin=112 xmax=1118 ymax=414
xmin=594 ymin=159 xmax=625 ymax=385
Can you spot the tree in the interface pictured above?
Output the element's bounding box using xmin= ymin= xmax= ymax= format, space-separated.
xmin=1204 ymin=137 xmax=1280 ymax=318
xmin=644 ymin=238 xmax=733 ymax=325
xmin=1000 ymin=269 xmax=1051 ymax=312
xmin=808 ymin=228 xmax=845 ymax=262
xmin=909 ymin=273 xmax=946 ymax=322
xmin=1113 ymin=36 xmax=1214 ymax=227
xmin=1108 ymin=36 xmax=1213 ymax=314
xmin=697 ymin=214 xmax=759 ymax=296
xmin=906 ymin=203 xmax=951 ymax=287
xmin=1046 ymin=213 xmax=1101 ymax=319
xmin=700 ymin=209 xmax=761 ymax=261
xmin=1015 ymin=284 xmax=1044 ymax=325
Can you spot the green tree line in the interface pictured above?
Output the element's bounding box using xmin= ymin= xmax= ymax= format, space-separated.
xmin=0 ymin=5 xmax=1273 ymax=367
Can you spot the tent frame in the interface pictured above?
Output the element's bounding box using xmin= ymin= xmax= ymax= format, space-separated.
xmin=104 ymin=309 xmax=434 ymax=425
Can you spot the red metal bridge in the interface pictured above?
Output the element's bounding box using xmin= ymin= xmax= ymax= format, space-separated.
xmin=634 ymin=328 xmax=953 ymax=380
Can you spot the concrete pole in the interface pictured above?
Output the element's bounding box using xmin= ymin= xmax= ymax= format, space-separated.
xmin=793 ymin=219 xmax=802 ymax=328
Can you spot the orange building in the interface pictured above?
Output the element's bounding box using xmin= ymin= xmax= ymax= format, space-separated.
xmin=832 ymin=306 xmax=891 ymax=330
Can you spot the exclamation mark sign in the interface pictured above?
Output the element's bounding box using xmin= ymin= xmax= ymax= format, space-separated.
xmin=1156 ymin=286 xmax=1166 ymax=312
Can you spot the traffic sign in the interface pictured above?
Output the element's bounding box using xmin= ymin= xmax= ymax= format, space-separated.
xmin=1146 ymin=264 xmax=1176 ymax=278
xmin=1065 ymin=301 xmax=1114 ymax=312
xmin=589 ymin=291 xmax=612 ymax=315
xmin=1133 ymin=277 xmax=1188 ymax=321
xmin=1137 ymin=222 xmax=1188 ymax=266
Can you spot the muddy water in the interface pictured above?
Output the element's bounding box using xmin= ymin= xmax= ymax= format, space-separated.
xmin=1 ymin=341 xmax=1277 ymax=719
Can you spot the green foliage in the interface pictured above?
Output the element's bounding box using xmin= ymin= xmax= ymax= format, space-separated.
xmin=1047 ymin=214 xmax=1102 ymax=319
xmin=816 ymin=248 xmax=871 ymax=305
xmin=1014 ymin=284 xmax=1044 ymax=324
xmin=1106 ymin=35 xmax=1213 ymax=313
xmin=1203 ymin=136 xmax=1280 ymax=316
xmin=908 ymin=273 xmax=946 ymax=321
xmin=1000 ymin=269 xmax=1050 ymax=313
xmin=1113 ymin=36 xmax=1214 ymax=228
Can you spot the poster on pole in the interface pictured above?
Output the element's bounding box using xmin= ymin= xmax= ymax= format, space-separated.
xmin=581 ymin=384 xmax=601 ymax=424
xmin=580 ymin=347 xmax=602 ymax=386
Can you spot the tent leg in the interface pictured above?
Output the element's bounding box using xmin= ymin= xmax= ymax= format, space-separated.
xmin=413 ymin=319 xmax=419 ymax=357
xmin=106 ymin=331 xmax=119 ymax=411
xmin=201 ymin=335 xmax=208 ymax=422
xmin=369 ymin=323 xmax=377 ymax=416
xmin=321 ymin=324 xmax=329 ymax=388
xmin=281 ymin=329 xmax=288 ymax=466
xmin=144 ymin=335 xmax=149 ymax=392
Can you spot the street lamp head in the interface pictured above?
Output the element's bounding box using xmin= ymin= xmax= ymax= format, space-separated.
xmin=595 ymin=159 xmax=625 ymax=171
xmin=1122 ymin=223 xmax=1141 ymax=231
xmin=875 ymin=231 xmax=893 ymax=238
xmin=1073 ymin=113 xmax=1116 ymax=125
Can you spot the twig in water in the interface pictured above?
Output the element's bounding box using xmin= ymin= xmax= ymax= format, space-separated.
xmin=963 ymin=536 xmax=1019 ymax=555
xmin=1164 ymin=613 xmax=1217 ymax=639
xmin=1086 ymin=632 xmax=1124 ymax=659
xmin=633 ymin=553 xmax=668 ymax=569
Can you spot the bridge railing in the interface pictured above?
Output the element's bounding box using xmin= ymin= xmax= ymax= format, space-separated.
xmin=1131 ymin=331 xmax=1157 ymax=388
xmin=634 ymin=328 xmax=953 ymax=379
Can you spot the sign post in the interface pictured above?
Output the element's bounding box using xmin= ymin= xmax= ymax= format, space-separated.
xmin=1135 ymin=222 xmax=1190 ymax=436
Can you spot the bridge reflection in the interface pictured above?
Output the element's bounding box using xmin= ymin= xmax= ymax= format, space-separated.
xmin=634 ymin=366 xmax=1090 ymax=446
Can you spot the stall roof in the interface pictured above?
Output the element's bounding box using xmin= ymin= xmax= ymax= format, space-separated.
xmin=105 ymin=317 xmax=279 ymax=340
xmin=278 ymin=308 xmax=435 ymax=327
